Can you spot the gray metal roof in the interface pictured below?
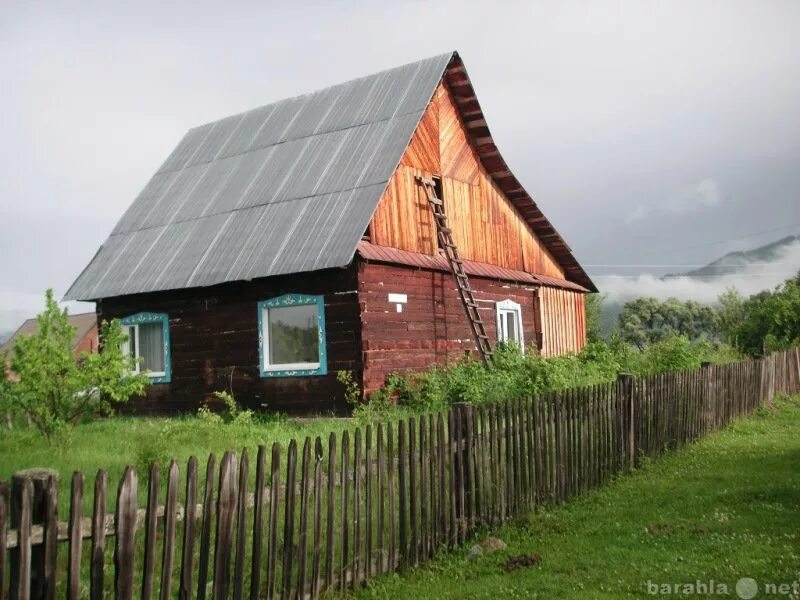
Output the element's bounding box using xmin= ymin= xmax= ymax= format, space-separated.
xmin=66 ymin=52 xmax=454 ymax=300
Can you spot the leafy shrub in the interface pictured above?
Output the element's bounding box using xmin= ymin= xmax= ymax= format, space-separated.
xmin=197 ymin=390 xmax=254 ymax=427
xmin=0 ymin=290 xmax=150 ymax=443
xmin=365 ymin=336 xmax=743 ymax=414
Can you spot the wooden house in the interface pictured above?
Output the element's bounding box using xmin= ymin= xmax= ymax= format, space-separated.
xmin=65 ymin=52 xmax=596 ymax=414
xmin=1 ymin=312 xmax=98 ymax=381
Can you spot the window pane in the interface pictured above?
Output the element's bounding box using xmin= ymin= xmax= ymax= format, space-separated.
xmin=127 ymin=326 xmax=137 ymax=362
xmin=268 ymin=304 xmax=319 ymax=366
xmin=506 ymin=312 xmax=518 ymax=342
xmin=139 ymin=322 xmax=165 ymax=373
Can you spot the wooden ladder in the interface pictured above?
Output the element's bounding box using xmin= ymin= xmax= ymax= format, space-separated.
xmin=416 ymin=175 xmax=493 ymax=366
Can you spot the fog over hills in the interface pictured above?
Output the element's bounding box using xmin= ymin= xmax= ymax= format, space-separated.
xmin=594 ymin=235 xmax=800 ymax=333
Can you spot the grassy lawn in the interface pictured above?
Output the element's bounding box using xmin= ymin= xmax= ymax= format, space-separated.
xmin=0 ymin=414 xmax=354 ymax=509
xmin=355 ymin=396 xmax=800 ymax=599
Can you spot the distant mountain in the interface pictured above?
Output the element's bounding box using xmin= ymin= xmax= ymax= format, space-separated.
xmin=0 ymin=329 xmax=13 ymax=345
xmin=674 ymin=235 xmax=800 ymax=279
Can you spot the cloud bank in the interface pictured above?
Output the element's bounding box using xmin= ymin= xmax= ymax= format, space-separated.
xmin=596 ymin=239 xmax=800 ymax=305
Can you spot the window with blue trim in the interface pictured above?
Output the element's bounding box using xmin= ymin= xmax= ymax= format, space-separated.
xmin=120 ymin=312 xmax=172 ymax=383
xmin=258 ymin=294 xmax=327 ymax=377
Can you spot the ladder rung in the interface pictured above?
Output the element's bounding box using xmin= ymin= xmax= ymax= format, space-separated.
xmin=428 ymin=197 xmax=443 ymax=206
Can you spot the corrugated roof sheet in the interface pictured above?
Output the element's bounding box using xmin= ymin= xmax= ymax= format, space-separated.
xmin=65 ymin=53 xmax=453 ymax=301
xmin=66 ymin=51 xmax=595 ymax=300
xmin=357 ymin=242 xmax=589 ymax=292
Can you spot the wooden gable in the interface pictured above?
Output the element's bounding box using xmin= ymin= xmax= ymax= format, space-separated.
xmin=369 ymin=81 xmax=565 ymax=279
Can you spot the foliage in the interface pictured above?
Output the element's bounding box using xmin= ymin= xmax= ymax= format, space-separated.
xmin=618 ymin=297 xmax=720 ymax=348
xmin=367 ymin=337 xmax=741 ymax=413
xmin=336 ymin=370 xmax=362 ymax=406
xmin=714 ymin=287 xmax=745 ymax=345
xmin=584 ymin=293 xmax=605 ymax=343
xmin=0 ymin=290 xmax=149 ymax=443
xmin=197 ymin=389 xmax=254 ymax=426
xmin=730 ymin=272 xmax=800 ymax=356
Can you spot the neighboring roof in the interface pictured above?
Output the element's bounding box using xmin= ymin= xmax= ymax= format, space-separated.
xmin=66 ymin=51 xmax=595 ymax=301
xmin=0 ymin=313 xmax=98 ymax=356
xmin=358 ymin=242 xmax=589 ymax=292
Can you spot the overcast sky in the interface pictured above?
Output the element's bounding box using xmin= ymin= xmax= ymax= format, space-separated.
xmin=1 ymin=0 xmax=799 ymax=330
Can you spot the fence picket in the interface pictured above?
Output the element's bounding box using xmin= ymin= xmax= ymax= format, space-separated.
xmin=180 ymin=458 xmax=198 ymax=600
xmin=67 ymin=472 xmax=83 ymax=600
xmin=161 ymin=461 xmax=179 ymax=600
xmin=197 ymin=454 xmax=216 ymax=600
xmin=114 ymin=467 xmax=138 ymax=600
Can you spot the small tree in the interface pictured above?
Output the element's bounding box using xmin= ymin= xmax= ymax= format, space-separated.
xmin=0 ymin=290 xmax=149 ymax=442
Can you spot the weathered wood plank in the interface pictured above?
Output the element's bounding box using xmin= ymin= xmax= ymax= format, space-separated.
xmin=280 ymin=441 xmax=297 ymax=600
xmin=114 ymin=467 xmax=138 ymax=600
xmin=180 ymin=458 xmax=198 ymax=600
xmin=142 ymin=464 xmax=160 ymax=600
xmin=232 ymin=451 xmax=248 ymax=600
xmin=213 ymin=451 xmax=239 ymax=600
xmin=90 ymin=471 xmax=107 ymax=600
xmin=196 ymin=454 xmax=216 ymax=600
xmin=266 ymin=444 xmax=280 ymax=600
xmin=161 ymin=461 xmax=179 ymax=600
xmin=67 ymin=472 xmax=84 ymax=600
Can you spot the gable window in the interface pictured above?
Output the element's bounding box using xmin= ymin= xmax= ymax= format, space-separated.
xmin=258 ymin=294 xmax=327 ymax=377
xmin=496 ymin=299 xmax=524 ymax=352
xmin=120 ymin=312 xmax=171 ymax=383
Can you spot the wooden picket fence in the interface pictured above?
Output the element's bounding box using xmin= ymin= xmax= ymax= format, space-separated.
xmin=1 ymin=348 xmax=798 ymax=599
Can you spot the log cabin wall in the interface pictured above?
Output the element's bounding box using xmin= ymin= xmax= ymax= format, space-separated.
xmin=358 ymin=259 xmax=543 ymax=397
xmin=538 ymin=286 xmax=587 ymax=356
xmin=97 ymin=265 xmax=361 ymax=415
xmin=369 ymin=81 xmax=565 ymax=278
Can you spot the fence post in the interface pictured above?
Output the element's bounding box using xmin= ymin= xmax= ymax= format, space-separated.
xmin=453 ymin=403 xmax=473 ymax=532
xmin=616 ymin=374 xmax=635 ymax=471
xmin=10 ymin=469 xmax=59 ymax=600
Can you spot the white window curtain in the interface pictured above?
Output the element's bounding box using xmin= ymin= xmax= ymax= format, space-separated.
xmin=138 ymin=321 xmax=165 ymax=373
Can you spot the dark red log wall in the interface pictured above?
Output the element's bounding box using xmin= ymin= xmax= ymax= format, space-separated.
xmin=358 ymin=260 xmax=548 ymax=397
xmin=97 ymin=265 xmax=361 ymax=415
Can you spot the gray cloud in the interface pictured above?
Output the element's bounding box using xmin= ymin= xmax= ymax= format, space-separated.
xmin=0 ymin=0 xmax=798 ymax=330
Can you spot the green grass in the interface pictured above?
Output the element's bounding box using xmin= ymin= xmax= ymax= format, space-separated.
xmin=355 ymin=396 xmax=800 ymax=599
xmin=0 ymin=414 xmax=354 ymax=510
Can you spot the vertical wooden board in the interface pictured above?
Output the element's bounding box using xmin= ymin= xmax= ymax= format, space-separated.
xmin=67 ymin=472 xmax=84 ymax=600
xmin=376 ymin=425 xmax=386 ymax=574
xmin=462 ymin=407 xmax=474 ymax=530
xmin=213 ymin=451 xmax=239 ymax=600
xmin=364 ymin=426 xmax=373 ymax=580
xmin=90 ymin=471 xmax=108 ymax=600
xmin=266 ymin=445 xmax=280 ymax=600
xmin=114 ymin=467 xmax=138 ymax=600
xmin=400 ymin=93 xmax=440 ymax=173
xmin=418 ymin=417 xmax=428 ymax=562
xmin=435 ymin=414 xmax=447 ymax=549
xmin=428 ymin=415 xmax=438 ymax=556
xmin=387 ymin=424 xmax=396 ymax=571
xmin=180 ymin=458 xmax=198 ymax=600
xmin=161 ymin=461 xmax=180 ymax=600
xmin=447 ymin=410 xmax=457 ymax=543
xmin=280 ymin=442 xmax=297 ymax=600
xmin=296 ymin=439 xmax=311 ymax=597
xmin=249 ymin=448 xmax=265 ymax=600
xmin=352 ymin=430 xmax=362 ymax=587
xmin=324 ymin=434 xmax=336 ymax=591
xmin=439 ymin=81 xmax=480 ymax=185
xmin=339 ymin=433 xmax=350 ymax=592
xmin=408 ymin=419 xmax=419 ymax=565
xmin=397 ymin=421 xmax=408 ymax=567
xmin=454 ymin=409 xmax=465 ymax=542
xmin=142 ymin=464 xmax=160 ymax=600
xmin=232 ymin=451 xmax=248 ymax=600
xmin=197 ymin=455 xmax=216 ymax=600
xmin=311 ymin=438 xmax=324 ymax=599
xmin=41 ymin=475 xmax=58 ymax=600
xmin=14 ymin=479 xmax=32 ymax=600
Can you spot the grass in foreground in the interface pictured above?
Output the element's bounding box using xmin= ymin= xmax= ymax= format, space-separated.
xmin=355 ymin=396 xmax=800 ymax=599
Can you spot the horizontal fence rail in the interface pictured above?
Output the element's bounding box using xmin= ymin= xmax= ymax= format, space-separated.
xmin=0 ymin=348 xmax=798 ymax=599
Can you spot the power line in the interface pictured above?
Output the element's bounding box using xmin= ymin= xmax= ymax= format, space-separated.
xmin=634 ymin=223 xmax=800 ymax=256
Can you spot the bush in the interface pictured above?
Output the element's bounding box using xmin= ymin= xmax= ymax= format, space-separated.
xmin=366 ymin=336 xmax=742 ymax=414
xmin=0 ymin=290 xmax=150 ymax=443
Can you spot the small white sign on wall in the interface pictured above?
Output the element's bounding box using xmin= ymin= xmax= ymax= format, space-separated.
xmin=388 ymin=293 xmax=408 ymax=313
